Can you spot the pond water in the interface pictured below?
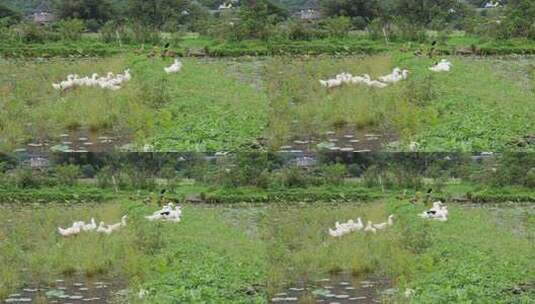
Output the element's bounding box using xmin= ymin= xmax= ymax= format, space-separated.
xmin=271 ymin=272 xmax=391 ymax=303
xmin=280 ymin=125 xmax=398 ymax=153
xmin=4 ymin=275 xmax=126 ymax=304
xmin=18 ymin=127 xmax=132 ymax=154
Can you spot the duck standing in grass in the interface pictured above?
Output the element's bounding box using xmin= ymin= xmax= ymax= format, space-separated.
xmin=82 ymin=218 xmax=97 ymax=232
xmin=58 ymin=221 xmax=83 ymax=237
xmin=164 ymin=59 xmax=182 ymax=74
xmin=364 ymin=221 xmax=377 ymax=233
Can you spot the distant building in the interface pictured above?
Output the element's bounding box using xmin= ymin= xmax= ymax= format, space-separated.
xmin=483 ymin=1 xmax=501 ymax=9
xmin=32 ymin=11 xmax=56 ymax=24
xmin=295 ymin=9 xmax=321 ymax=20
xmin=30 ymin=0 xmax=56 ymax=25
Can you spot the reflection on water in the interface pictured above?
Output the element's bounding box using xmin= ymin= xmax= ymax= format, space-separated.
xmin=280 ymin=125 xmax=398 ymax=153
xmin=271 ymin=272 xmax=392 ymax=303
xmin=17 ymin=128 xmax=132 ymax=153
xmin=4 ymin=275 xmax=126 ymax=304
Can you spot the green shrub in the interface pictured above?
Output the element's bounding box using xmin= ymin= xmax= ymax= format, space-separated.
xmin=56 ymin=19 xmax=85 ymax=41
xmin=526 ymin=168 xmax=535 ymax=188
xmin=323 ymin=16 xmax=352 ymax=38
xmin=12 ymin=167 xmax=42 ymax=188
xmin=55 ymin=164 xmax=81 ymax=186
xmin=319 ymin=164 xmax=347 ymax=185
xmin=139 ymin=77 xmax=170 ymax=108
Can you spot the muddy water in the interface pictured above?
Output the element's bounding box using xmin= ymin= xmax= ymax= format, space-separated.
xmin=18 ymin=128 xmax=132 ymax=153
xmin=4 ymin=275 xmax=126 ymax=304
xmin=280 ymin=125 xmax=398 ymax=153
xmin=271 ymin=273 xmax=392 ymax=303
xmin=463 ymin=203 xmax=535 ymax=238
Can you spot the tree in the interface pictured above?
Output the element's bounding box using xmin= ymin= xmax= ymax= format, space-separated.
xmin=393 ymin=0 xmax=466 ymax=27
xmin=320 ymin=0 xmax=381 ymax=21
xmin=128 ymin=0 xmax=189 ymax=29
xmin=323 ymin=16 xmax=351 ymax=37
xmin=501 ymin=0 xmax=535 ymax=38
xmin=0 ymin=3 xmax=21 ymax=24
xmin=55 ymin=0 xmax=114 ymax=23
xmin=237 ymin=0 xmax=288 ymax=40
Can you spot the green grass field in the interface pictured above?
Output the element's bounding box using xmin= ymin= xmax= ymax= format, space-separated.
xmin=0 ymin=55 xmax=268 ymax=152
xmin=263 ymin=200 xmax=534 ymax=303
xmin=265 ymin=53 xmax=535 ymax=151
xmin=1 ymin=195 xmax=533 ymax=303
xmin=2 ymin=51 xmax=533 ymax=152
xmin=0 ymin=201 xmax=266 ymax=303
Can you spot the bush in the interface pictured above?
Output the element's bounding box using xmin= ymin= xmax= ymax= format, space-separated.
xmin=319 ymin=164 xmax=347 ymax=185
xmin=271 ymin=166 xmax=318 ymax=188
xmin=323 ymin=16 xmax=351 ymax=38
xmin=85 ymin=19 xmax=101 ymax=32
xmin=12 ymin=22 xmax=50 ymax=43
xmin=288 ymin=20 xmax=314 ymax=41
xmin=139 ymin=77 xmax=170 ymax=108
xmin=96 ymin=165 xmax=115 ymax=188
xmin=56 ymin=19 xmax=85 ymax=41
xmin=526 ymin=168 xmax=535 ymax=188
xmin=12 ymin=167 xmax=43 ymax=188
xmin=55 ymin=164 xmax=81 ymax=186
xmin=81 ymin=164 xmax=96 ymax=178
xmin=121 ymin=165 xmax=157 ymax=190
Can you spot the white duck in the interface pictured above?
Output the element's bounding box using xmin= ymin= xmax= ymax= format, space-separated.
xmin=164 ymin=59 xmax=182 ymax=74
xmin=328 ymin=228 xmax=345 ymax=238
xmin=419 ymin=201 xmax=448 ymax=221
xmin=123 ymin=69 xmax=132 ymax=81
xmin=58 ymin=221 xmax=83 ymax=237
xmin=96 ymin=221 xmax=113 ymax=235
xmin=107 ymin=215 xmax=128 ymax=232
xmin=364 ymin=221 xmax=377 ymax=233
xmin=82 ymin=218 xmax=97 ymax=232
xmin=373 ymin=215 xmax=394 ymax=230
xmin=346 ymin=218 xmax=364 ymax=231
xmin=350 ymin=75 xmax=369 ymax=84
xmin=364 ymin=79 xmax=388 ymax=88
xmin=166 ymin=206 xmax=182 ymax=222
xmin=429 ymin=59 xmax=451 ymax=72
xmin=378 ymin=68 xmax=403 ymax=83
xmin=387 ymin=214 xmax=395 ymax=226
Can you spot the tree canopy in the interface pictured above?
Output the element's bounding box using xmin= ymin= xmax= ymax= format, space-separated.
xmin=55 ymin=0 xmax=115 ymax=22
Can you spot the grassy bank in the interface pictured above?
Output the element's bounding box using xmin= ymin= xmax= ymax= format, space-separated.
xmin=0 ymin=55 xmax=268 ymax=151
xmin=265 ymin=53 xmax=535 ymax=151
xmin=263 ymin=200 xmax=535 ymax=302
xmin=0 ymin=200 xmax=266 ymax=303
xmin=3 ymin=35 xmax=535 ymax=59
xmin=1 ymin=182 xmax=534 ymax=205
xmin=1 ymin=51 xmax=533 ymax=152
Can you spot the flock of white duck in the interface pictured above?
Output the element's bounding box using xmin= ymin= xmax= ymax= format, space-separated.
xmin=328 ymin=214 xmax=395 ymax=237
xmin=58 ymin=203 xmax=182 ymax=237
xmin=164 ymin=59 xmax=183 ymax=74
xmin=419 ymin=201 xmax=449 ymax=221
xmin=52 ymin=59 xmax=183 ymax=92
xmin=52 ymin=57 xmax=448 ymax=92
xmin=145 ymin=203 xmax=182 ymax=222
xmin=429 ymin=59 xmax=452 ymax=72
xmin=52 ymin=70 xmax=132 ymax=91
xmin=320 ymin=59 xmax=452 ymax=89
xmin=328 ymin=201 xmax=449 ymax=238
xmin=58 ymin=215 xmax=127 ymax=237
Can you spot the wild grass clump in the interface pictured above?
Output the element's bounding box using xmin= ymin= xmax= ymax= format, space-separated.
xmin=0 ymin=201 xmax=266 ymax=303
xmin=264 ymin=54 xmax=436 ymax=149
xmin=265 ymin=53 xmax=535 ymax=151
xmin=0 ymin=55 xmax=268 ymax=151
xmin=262 ymin=200 xmax=534 ymax=303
